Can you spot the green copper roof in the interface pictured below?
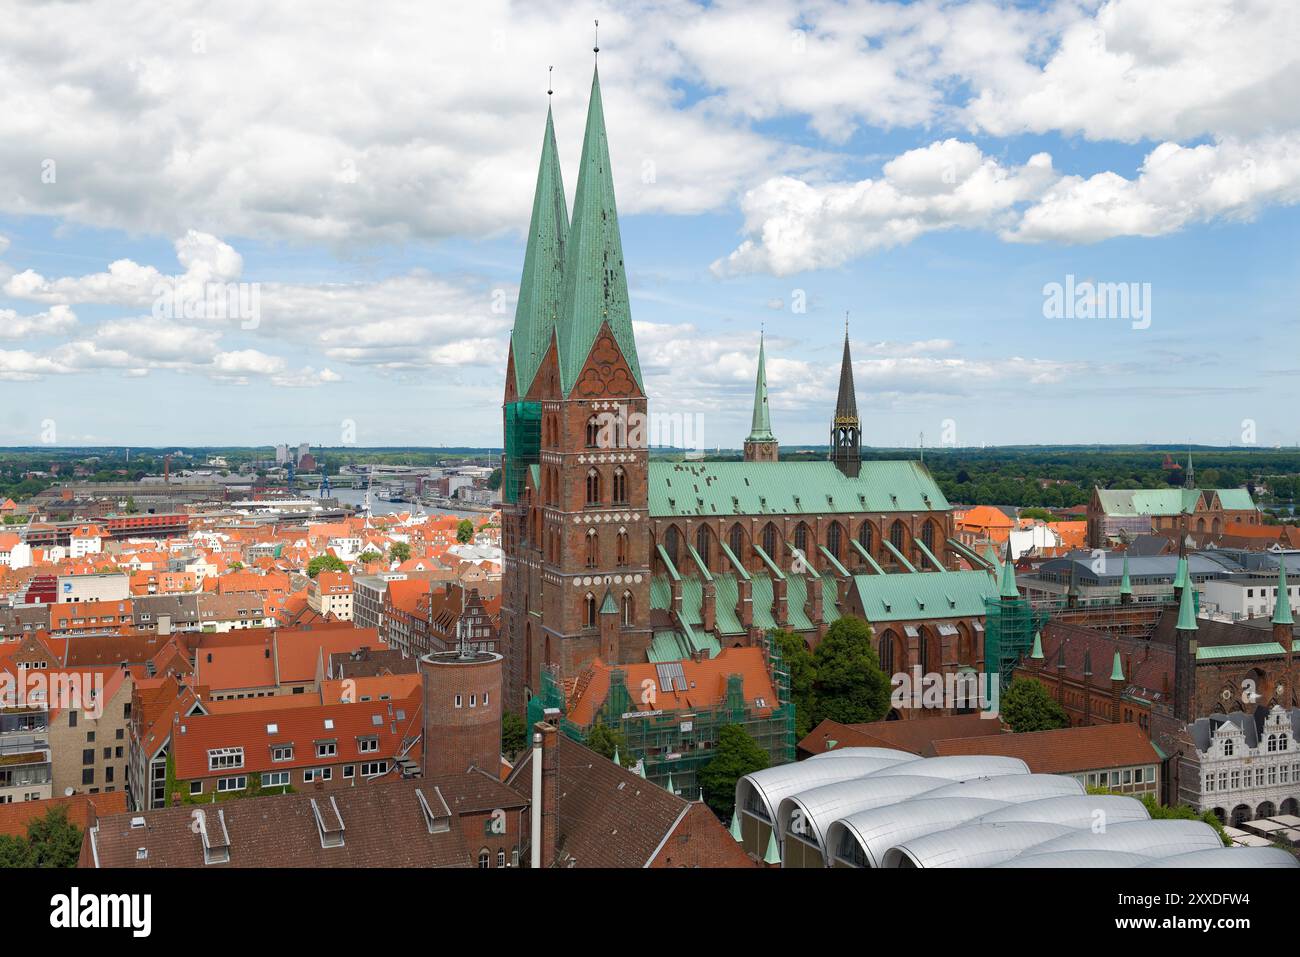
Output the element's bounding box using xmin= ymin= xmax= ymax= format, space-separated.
xmin=600 ymin=587 xmax=618 ymax=615
xmin=1196 ymin=642 xmax=1286 ymax=661
xmin=729 ymin=808 xmax=743 ymax=842
xmin=763 ymin=829 xmax=782 ymax=865
xmin=647 ymin=460 xmax=948 ymax=518
xmin=1119 ymin=551 xmax=1132 ymax=595
xmin=1110 ymin=651 xmax=1125 ymax=682
xmin=1172 ymin=556 xmax=1189 ymax=590
xmin=1273 ymin=559 xmax=1294 ymax=626
xmin=509 ymin=105 xmax=569 ymax=397
xmin=852 ymin=570 xmax=995 ymax=624
xmin=1030 ymin=630 xmax=1044 ymax=660
xmin=998 ymin=544 xmax=1019 ymax=599
xmin=1094 ymin=487 xmax=1257 ymax=517
xmin=746 ymin=333 xmax=775 ymax=443
xmin=555 ymin=67 xmax=642 ymax=396
xmin=1175 ymin=578 xmax=1198 ymax=631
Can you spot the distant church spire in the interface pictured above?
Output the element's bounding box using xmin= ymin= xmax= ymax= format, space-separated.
xmin=743 ymin=330 xmax=778 ymax=462
xmin=830 ymin=317 xmax=861 ymax=477
xmin=1186 ymin=448 xmax=1195 ymax=488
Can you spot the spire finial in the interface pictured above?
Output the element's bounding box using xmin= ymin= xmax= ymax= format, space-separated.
xmin=593 ymin=18 xmax=599 ymax=58
xmin=548 ymin=65 xmax=553 ymax=97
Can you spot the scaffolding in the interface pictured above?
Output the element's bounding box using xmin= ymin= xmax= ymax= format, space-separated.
xmin=983 ymin=595 xmax=1051 ymax=692
xmin=502 ymin=401 xmax=541 ymax=505
xmin=526 ymin=635 xmax=796 ymax=799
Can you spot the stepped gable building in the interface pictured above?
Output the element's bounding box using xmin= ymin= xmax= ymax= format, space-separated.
xmin=501 ymin=61 xmax=984 ymax=711
xmin=1087 ymin=474 xmax=1260 ymax=548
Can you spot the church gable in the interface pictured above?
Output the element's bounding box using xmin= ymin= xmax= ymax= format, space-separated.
xmin=571 ymin=323 xmax=642 ymax=400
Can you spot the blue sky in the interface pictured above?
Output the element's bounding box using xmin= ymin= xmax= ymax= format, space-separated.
xmin=1 ymin=0 xmax=1298 ymax=449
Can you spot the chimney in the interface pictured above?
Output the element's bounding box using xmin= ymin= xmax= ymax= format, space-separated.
xmin=532 ymin=721 xmax=559 ymax=868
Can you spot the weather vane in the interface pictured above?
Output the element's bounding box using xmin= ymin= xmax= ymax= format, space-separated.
xmin=594 ymin=19 xmax=599 ymax=57
xmin=548 ymin=64 xmax=553 ymax=97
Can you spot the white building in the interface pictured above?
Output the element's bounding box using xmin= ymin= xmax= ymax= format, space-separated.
xmin=1202 ymin=574 xmax=1300 ymax=622
xmin=68 ymin=523 xmax=105 ymax=559
xmin=1180 ymin=705 xmax=1300 ymax=826
xmin=57 ymin=572 xmax=130 ymax=604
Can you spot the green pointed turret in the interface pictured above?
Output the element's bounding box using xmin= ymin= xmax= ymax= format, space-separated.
xmin=1176 ymin=575 xmax=1198 ymax=631
xmin=763 ymin=830 xmax=782 ymax=865
xmin=612 ymin=745 xmax=621 ymax=766
xmin=729 ymin=808 xmax=743 ymax=842
xmin=600 ymin=587 xmax=618 ymax=615
xmin=1110 ymin=651 xmax=1125 ymax=682
xmin=1119 ymin=551 xmax=1132 ymax=596
xmin=1173 ymin=555 xmax=1189 ymax=592
xmin=665 ymin=772 xmax=675 ymax=795
xmin=1273 ymin=559 xmax=1293 ymax=626
xmin=555 ymin=67 xmax=642 ymax=396
xmin=747 ymin=333 xmax=775 ymax=443
xmin=508 ymin=105 xmax=569 ymax=397
xmin=998 ymin=541 xmax=1019 ymax=599
xmin=1030 ymin=631 xmax=1044 ymax=660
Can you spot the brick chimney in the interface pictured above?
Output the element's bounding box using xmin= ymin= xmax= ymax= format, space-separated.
xmin=538 ymin=721 xmax=559 ymax=867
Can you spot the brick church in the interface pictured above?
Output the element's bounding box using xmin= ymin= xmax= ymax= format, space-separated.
xmin=501 ymin=63 xmax=997 ymax=711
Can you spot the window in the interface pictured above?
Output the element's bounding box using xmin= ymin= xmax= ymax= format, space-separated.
xmin=827 ymin=523 xmax=842 ymax=560
xmin=586 ymin=468 xmax=601 ymax=505
xmin=585 ymin=593 xmax=597 ymax=628
xmin=217 ymin=776 xmax=247 ymax=792
xmin=303 ymin=768 xmax=333 ymax=783
xmin=82 ymin=769 xmax=95 ymax=785
xmin=190 ymin=781 xmax=203 ymax=795
xmin=316 ymin=742 xmax=337 ymax=759
xmin=858 ymin=522 xmax=874 ymax=554
xmin=262 ymin=771 xmax=290 ymax=788
xmin=585 ymin=416 xmax=600 ymax=448
xmin=497 ymin=849 xmax=506 ymax=868
xmin=208 ymin=747 xmax=244 ymax=771
xmin=358 ymin=737 xmax=379 ymax=753
xmin=343 ymin=765 xmax=355 ymax=779
xmin=761 ymin=523 xmax=776 ymax=557
xmin=455 ymin=695 xmax=463 ymax=708
xmin=479 ymin=849 xmax=490 ymax=869
xmin=613 ymin=467 xmax=627 ymax=504
xmin=586 ymin=529 xmax=598 ymax=568
xmin=622 ymin=591 xmax=635 ymax=627
xmin=616 ymin=530 xmax=628 ymax=567
xmin=794 ymin=523 xmax=808 ymax=554
xmin=360 ymin=761 xmax=388 ymax=776
xmin=272 ymin=745 xmax=294 ymax=762
xmin=890 ymin=520 xmax=907 ymax=552
xmin=1223 ymin=738 xmax=1234 ymax=756
xmin=83 ymin=749 xmax=94 ymax=765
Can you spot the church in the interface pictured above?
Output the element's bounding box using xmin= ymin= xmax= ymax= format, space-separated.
xmin=500 ymin=63 xmax=1000 ymax=712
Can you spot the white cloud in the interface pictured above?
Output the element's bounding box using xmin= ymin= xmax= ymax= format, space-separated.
xmin=0 ymin=304 xmax=77 ymax=339
xmin=713 ymin=140 xmax=1057 ymax=276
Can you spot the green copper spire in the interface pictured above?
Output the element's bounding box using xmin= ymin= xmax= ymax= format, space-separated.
xmin=998 ymin=541 xmax=1019 ymax=599
xmin=1273 ymin=559 xmax=1294 ymax=626
xmin=1173 ymin=554 xmax=1189 ymax=591
xmin=509 ymin=104 xmax=569 ymax=397
xmin=729 ymin=808 xmax=743 ymax=842
xmin=763 ymin=830 xmax=782 ymax=865
xmin=1030 ymin=630 xmax=1044 ymax=660
xmin=600 ymin=587 xmax=618 ymax=615
xmin=1176 ymin=575 xmax=1198 ymax=631
xmin=747 ymin=332 xmax=775 ymax=442
xmin=612 ymin=745 xmax=621 ymax=766
xmin=1120 ymin=551 xmax=1132 ymax=595
xmin=666 ymin=772 xmax=675 ymax=795
xmin=1110 ymin=650 xmax=1125 ymax=682
xmin=556 ymin=66 xmax=643 ymax=396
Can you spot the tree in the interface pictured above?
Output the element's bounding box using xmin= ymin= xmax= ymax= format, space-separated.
xmin=456 ymin=518 xmax=475 ymax=544
xmin=501 ymin=712 xmax=526 ymax=761
xmin=1019 ymin=507 xmax=1053 ymax=522
xmin=1000 ymin=677 xmax=1070 ymax=733
xmin=388 ymin=542 xmax=412 ymax=563
xmin=0 ymin=834 xmax=34 ymax=868
xmin=584 ymin=721 xmax=631 ymax=766
xmin=811 ymin=616 xmax=892 ymax=726
xmin=771 ymin=629 xmax=816 ymax=739
xmin=25 ymin=806 xmax=83 ymax=868
xmin=699 ymin=724 xmax=770 ymax=819
xmin=306 ymin=554 xmax=348 ymax=578
xmin=357 ymin=550 xmax=381 ymax=565
xmin=487 ymin=468 xmax=502 ymax=491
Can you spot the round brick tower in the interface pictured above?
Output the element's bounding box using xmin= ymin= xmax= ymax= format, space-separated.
xmin=420 ymin=649 xmax=504 ymax=778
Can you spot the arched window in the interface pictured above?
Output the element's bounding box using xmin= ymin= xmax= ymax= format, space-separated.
xmin=664 ymin=525 xmax=680 ymax=568
xmin=794 ymin=523 xmax=809 ymax=555
xmin=1268 ymin=734 xmax=1278 ymax=753
xmin=616 ymin=529 xmax=628 ymax=567
xmin=858 ymin=521 xmax=874 ymax=555
xmin=584 ymin=593 xmax=597 ymax=628
xmin=696 ymin=525 xmax=711 ymax=568
xmin=889 ymin=520 xmax=907 ymax=552
xmin=612 ymin=467 xmax=627 ymax=504
xmin=729 ymin=524 xmax=744 ymax=559
xmin=622 ymin=591 xmax=634 ymax=627
xmin=586 ymin=529 xmax=598 ymax=568
xmin=917 ymin=629 xmax=930 ymax=674
xmin=921 ymin=521 xmax=935 ymax=550
xmin=762 ymin=523 xmax=777 ymax=557
xmin=586 ymin=415 xmax=600 ymax=448
xmin=586 ymin=468 xmax=601 ymax=505
xmin=879 ymin=631 xmax=897 ymax=674
xmin=478 ymin=849 xmax=490 ymax=869
xmin=827 ymin=523 xmax=842 ymax=560
xmin=497 ymin=849 xmax=506 ymax=868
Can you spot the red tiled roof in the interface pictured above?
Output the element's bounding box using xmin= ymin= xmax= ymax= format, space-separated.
xmin=931 ymin=722 xmax=1161 ymax=774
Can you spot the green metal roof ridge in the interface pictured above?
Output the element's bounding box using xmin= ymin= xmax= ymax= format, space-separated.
xmin=555 ymin=67 xmax=643 ymax=396
xmin=914 ymin=538 xmax=947 ymax=573
xmin=881 ymin=538 xmax=917 ymax=573
xmin=685 ymin=542 xmax=713 ymax=583
xmin=817 ymin=544 xmax=851 ymax=579
xmin=850 ymin=538 xmax=886 ymax=575
xmin=655 ymin=544 xmax=682 ymax=583
xmin=752 ymin=542 xmax=786 ymax=580
xmin=509 ymin=105 xmax=569 ymax=397
xmin=718 ymin=540 xmax=751 ymax=582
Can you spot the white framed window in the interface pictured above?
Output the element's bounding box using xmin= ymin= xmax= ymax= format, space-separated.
xmin=316 ymin=741 xmax=337 ymax=758
xmin=343 ymin=765 xmax=355 ymax=778
xmin=190 ymin=780 xmax=203 ymax=795
xmin=454 ymin=695 xmax=462 ymax=708
xmin=217 ymin=776 xmax=247 ymax=792
xmin=358 ymin=737 xmax=378 ymax=753
xmin=262 ymin=771 xmax=290 ymax=788
xmin=207 ymin=747 xmax=244 ymax=771
xmin=360 ymin=761 xmax=388 ymax=777
xmin=272 ymin=745 xmax=294 ymax=762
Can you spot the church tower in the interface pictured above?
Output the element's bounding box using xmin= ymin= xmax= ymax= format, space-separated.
xmin=743 ymin=332 xmax=778 ymax=462
xmin=830 ymin=327 xmax=861 ymax=477
xmin=509 ymin=60 xmax=652 ymax=704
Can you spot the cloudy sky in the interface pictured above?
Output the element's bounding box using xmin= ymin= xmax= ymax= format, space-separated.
xmin=1 ymin=0 xmax=1298 ymax=449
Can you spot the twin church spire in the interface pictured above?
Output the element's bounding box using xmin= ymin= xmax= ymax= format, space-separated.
xmin=507 ymin=63 xmax=642 ymax=400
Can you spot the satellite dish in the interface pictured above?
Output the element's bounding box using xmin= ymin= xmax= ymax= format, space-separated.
xmin=64 ymin=787 xmax=75 ymax=797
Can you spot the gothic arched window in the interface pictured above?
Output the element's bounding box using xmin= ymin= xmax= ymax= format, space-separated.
xmin=585 ymin=529 xmax=598 ymax=568
xmin=586 ymin=416 xmax=600 ymax=448
xmin=584 ymin=593 xmax=597 ymax=628
xmin=827 ymin=523 xmax=842 ymax=560
xmin=612 ymin=467 xmax=627 ymax=504
xmin=586 ymin=468 xmax=601 ymax=505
